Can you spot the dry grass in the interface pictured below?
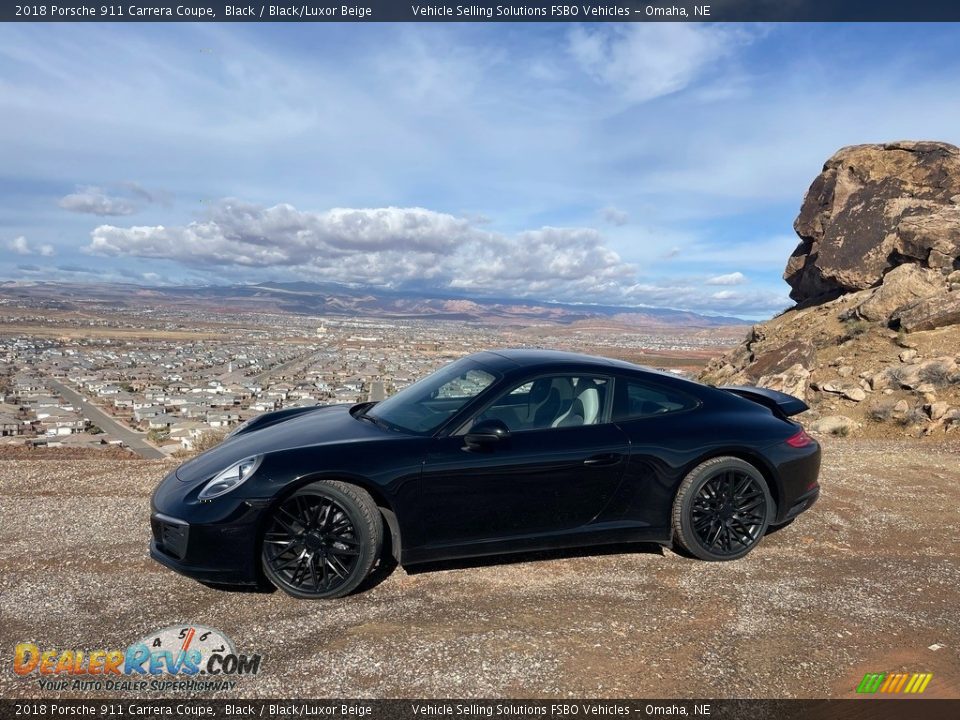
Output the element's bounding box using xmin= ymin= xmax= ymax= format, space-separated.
xmin=193 ymin=428 xmax=229 ymax=452
xmin=839 ymin=318 xmax=871 ymax=342
xmin=920 ymin=361 xmax=957 ymax=388
xmin=0 ymin=444 xmax=139 ymax=460
xmin=169 ymin=428 xmax=229 ymax=459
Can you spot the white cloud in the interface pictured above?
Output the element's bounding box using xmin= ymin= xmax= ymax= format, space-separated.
xmin=568 ymin=24 xmax=744 ymax=103
xmin=86 ymin=201 xmax=629 ymax=296
xmin=706 ymin=271 xmax=747 ymax=286
xmin=83 ymin=198 xmax=791 ymax=316
xmin=88 ymin=202 xmax=474 ymax=270
xmin=59 ymin=187 xmax=138 ymax=216
xmin=5 ymin=236 xmax=54 ymax=257
xmin=7 ymin=236 xmax=31 ymax=255
xmin=57 ymin=182 xmax=171 ymax=216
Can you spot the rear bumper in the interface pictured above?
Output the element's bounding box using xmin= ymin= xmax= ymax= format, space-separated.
xmin=782 ymin=485 xmax=820 ymax=522
xmin=766 ymin=439 xmax=822 ymax=524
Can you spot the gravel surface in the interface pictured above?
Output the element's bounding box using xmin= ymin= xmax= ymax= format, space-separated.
xmin=1 ymin=438 xmax=958 ymax=699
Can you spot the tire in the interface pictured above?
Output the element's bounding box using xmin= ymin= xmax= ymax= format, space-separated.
xmin=261 ymin=480 xmax=382 ymax=599
xmin=671 ymin=456 xmax=773 ymax=561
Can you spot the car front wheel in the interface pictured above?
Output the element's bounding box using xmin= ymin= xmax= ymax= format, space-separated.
xmin=261 ymin=480 xmax=382 ymax=599
xmin=671 ymin=456 xmax=773 ymax=561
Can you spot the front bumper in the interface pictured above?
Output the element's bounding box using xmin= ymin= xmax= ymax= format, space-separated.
xmin=149 ymin=509 xmax=264 ymax=585
xmin=148 ymin=512 xmax=249 ymax=585
xmin=150 ymin=468 xmax=269 ymax=586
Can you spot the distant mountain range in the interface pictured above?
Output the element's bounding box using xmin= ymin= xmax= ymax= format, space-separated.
xmin=0 ymin=280 xmax=748 ymax=328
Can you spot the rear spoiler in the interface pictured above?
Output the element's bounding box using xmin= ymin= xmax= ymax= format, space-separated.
xmin=720 ymin=385 xmax=808 ymax=418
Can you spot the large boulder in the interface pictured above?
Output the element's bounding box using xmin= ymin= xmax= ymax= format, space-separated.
xmin=701 ymin=141 xmax=960 ymax=438
xmin=810 ymin=415 xmax=859 ymax=435
xmin=756 ymin=363 xmax=811 ymax=402
xmin=898 ymin=206 xmax=960 ymax=269
xmin=785 ymin=141 xmax=960 ymax=304
xmin=743 ymin=339 xmax=816 ymax=381
xmin=893 ymin=290 xmax=960 ymax=332
xmin=856 ymin=264 xmax=944 ymax=321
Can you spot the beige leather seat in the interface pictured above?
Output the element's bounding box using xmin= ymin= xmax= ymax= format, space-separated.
xmin=552 ymin=378 xmax=600 ymax=427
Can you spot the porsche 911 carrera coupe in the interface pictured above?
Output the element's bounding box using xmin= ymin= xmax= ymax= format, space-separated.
xmin=150 ymin=349 xmax=821 ymax=599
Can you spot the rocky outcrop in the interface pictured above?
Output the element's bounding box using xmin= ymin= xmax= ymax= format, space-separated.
xmin=810 ymin=415 xmax=859 ymax=436
xmin=702 ymin=141 xmax=960 ymax=438
xmin=785 ymin=141 xmax=960 ymax=304
xmin=893 ymin=291 xmax=960 ymax=332
xmin=856 ymin=264 xmax=943 ymax=322
xmin=743 ymin=339 xmax=816 ymax=381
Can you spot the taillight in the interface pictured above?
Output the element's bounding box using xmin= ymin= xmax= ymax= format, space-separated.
xmin=785 ymin=429 xmax=814 ymax=448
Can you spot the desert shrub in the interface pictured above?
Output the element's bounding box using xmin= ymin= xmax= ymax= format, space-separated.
xmin=840 ymin=319 xmax=871 ymax=343
xmin=885 ymin=366 xmax=909 ymax=387
xmin=868 ymin=404 xmax=895 ymax=423
xmin=193 ymin=428 xmax=229 ymax=452
xmin=896 ymin=408 xmax=928 ymax=427
xmin=919 ymin=361 xmax=956 ymax=388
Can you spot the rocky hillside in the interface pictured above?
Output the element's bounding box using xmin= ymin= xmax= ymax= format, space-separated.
xmin=702 ymin=141 xmax=960 ymax=437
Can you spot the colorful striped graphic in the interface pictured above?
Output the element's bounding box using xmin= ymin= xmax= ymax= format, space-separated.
xmin=856 ymin=672 xmax=933 ymax=694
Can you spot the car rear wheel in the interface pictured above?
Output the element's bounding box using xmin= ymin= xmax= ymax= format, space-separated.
xmin=671 ymin=456 xmax=772 ymax=561
xmin=261 ymin=480 xmax=382 ymax=599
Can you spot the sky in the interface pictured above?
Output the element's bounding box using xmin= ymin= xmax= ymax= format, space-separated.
xmin=2 ymin=22 xmax=959 ymax=319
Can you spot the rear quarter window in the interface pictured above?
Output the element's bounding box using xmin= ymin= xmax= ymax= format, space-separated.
xmin=614 ymin=377 xmax=699 ymax=421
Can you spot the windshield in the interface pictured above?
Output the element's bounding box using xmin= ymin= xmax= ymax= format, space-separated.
xmin=365 ymin=358 xmax=498 ymax=434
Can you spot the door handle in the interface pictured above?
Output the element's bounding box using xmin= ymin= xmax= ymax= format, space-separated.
xmin=583 ymin=453 xmax=623 ymax=467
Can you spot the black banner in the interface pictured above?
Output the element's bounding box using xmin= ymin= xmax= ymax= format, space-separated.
xmin=5 ymin=0 xmax=960 ymax=23
xmin=2 ymin=700 xmax=960 ymax=720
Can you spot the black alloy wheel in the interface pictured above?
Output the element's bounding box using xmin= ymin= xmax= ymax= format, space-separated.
xmin=261 ymin=481 xmax=382 ymax=599
xmin=672 ymin=456 xmax=773 ymax=561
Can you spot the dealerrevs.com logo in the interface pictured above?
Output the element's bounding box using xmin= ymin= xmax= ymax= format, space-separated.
xmin=13 ymin=625 xmax=262 ymax=692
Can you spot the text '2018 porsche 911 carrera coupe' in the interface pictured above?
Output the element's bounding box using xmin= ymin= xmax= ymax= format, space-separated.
xmin=150 ymin=349 xmax=821 ymax=599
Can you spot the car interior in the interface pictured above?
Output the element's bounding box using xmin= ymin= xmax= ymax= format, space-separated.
xmin=473 ymin=376 xmax=609 ymax=431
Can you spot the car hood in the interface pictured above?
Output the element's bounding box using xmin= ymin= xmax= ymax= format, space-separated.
xmin=174 ymin=403 xmax=383 ymax=483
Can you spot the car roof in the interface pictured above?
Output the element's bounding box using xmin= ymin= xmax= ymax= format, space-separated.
xmin=467 ymin=348 xmax=709 ymax=390
xmin=472 ymin=348 xmax=649 ymax=373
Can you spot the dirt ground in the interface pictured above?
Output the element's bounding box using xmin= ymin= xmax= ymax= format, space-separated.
xmin=1 ymin=437 xmax=958 ymax=700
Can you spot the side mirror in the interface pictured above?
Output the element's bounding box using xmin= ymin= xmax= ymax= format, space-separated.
xmin=464 ymin=419 xmax=510 ymax=451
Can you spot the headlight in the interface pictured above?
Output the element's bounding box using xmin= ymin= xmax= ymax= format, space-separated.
xmin=197 ymin=456 xmax=262 ymax=501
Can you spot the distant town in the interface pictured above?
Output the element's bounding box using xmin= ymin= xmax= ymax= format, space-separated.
xmin=0 ymin=295 xmax=743 ymax=457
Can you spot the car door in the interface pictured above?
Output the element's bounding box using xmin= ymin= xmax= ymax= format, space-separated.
xmin=416 ymin=374 xmax=630 ymax=548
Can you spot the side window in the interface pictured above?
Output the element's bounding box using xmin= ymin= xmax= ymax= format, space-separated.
xmin=473 ymin=375 xmax=610 ymax=432
xmin=614 ymin=378 xmax=698 ymax=421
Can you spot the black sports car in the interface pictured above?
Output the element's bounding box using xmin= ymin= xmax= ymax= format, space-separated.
xmin=150 ymin=349 xmax=821 ymax=599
